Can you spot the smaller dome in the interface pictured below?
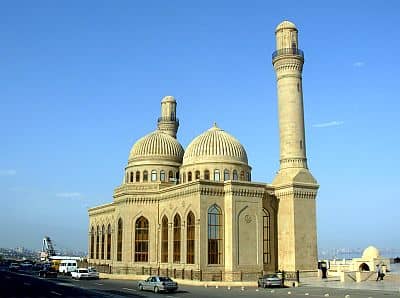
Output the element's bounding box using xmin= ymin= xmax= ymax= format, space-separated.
xmin=129 ymin=130 xmax=184 ymax=164
xmin=276 ymin=20 xmax=297 ymax=32
xmin=362 ymin=246 xmax=380 ymax=260
xmin=161 ymin=95 xmax=176 ymax=103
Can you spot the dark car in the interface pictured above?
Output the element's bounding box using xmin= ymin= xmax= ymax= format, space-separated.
xmin=39 ymin=266 xmax=58 ymax=278
xmin=8 ymin=263 xmax=20 ymax=271
xmin=258 ymin=273 xmax=283 ymax=288
xmin=138 ymin=276 xmax=178 ymax=293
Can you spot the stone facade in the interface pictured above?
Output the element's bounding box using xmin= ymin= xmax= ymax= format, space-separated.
xmin=88 ymin=20 xmax=319 ymax=281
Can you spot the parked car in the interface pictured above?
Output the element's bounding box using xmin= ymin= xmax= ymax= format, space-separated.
xmin=88 ymin=267 xmax=99 ymax=279
xmin=138 ymin=276 xmax=178 ymax=293
xmin=71 ymin=268 xmax=90 ymax=280
xmin=258 ymin=273 xmax=283 ymax=288
xmin=39 ymin=266 xmax=58 ymax=278
xmin=8 ymin=263 xmax=20 ymax=271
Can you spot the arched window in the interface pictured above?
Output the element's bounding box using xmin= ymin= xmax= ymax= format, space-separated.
xmin=130 ymin=172 xmax=134 ymax=183
xmin=136 ymin=171 xmax=140 ymax=182
xmin=240 ymin=171 xmax=245 ymax=180
xmin=188 ymin=172 xmax=192 ymax=182
xmin=204 ymin=170 xmax=210 ymax=180
xmin=101 ymin=225 xmax=105 ymax=259
xmin=173 ymin=214 xmax=181 ymax=263
xmin=233 ymin=170 xmax=238 ymax=180
xmin=96 ymin=226 xmax=100 ymax=259
xmin=143 ymin=170 xmax=148 ymax=182
xmin=161 ymin=216 xmax=168 ymax=263
xmin=224 ymin=169 xmax=230 ymax=181
xmin=263 ymin=209 xmax=271 ymax=264
xmin=117 ymin=218 xmax=123 ymax=261
xmin=208 ymin=205 xmax=223 ymax=264
xmin=187 ymin=212 xmax=195 ymax=264
xmin=195 ymin=171 xmax=200 ymax=180
xmin=214 ymin=169 xmax=220 ymax=181
xmin=160 ymin=170 xmax=165 ymax=182
xmin=107 ymin=224 xmax=111 ymax=260
xmin=135 ymin=216 xmax=149 ymax=262
xmin=151 ymin=170 xmax=157 ymax=181
xmin=90 ymin=226 xmax=94 ymax=259
xmin=245 ymin=172 xmax=249 ymax=181
xmin=168 ymin=171 xmax=173 ymax=181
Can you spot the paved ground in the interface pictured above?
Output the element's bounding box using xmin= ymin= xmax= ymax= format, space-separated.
xmin=301 ymin=273 xmax=400 ymax=292
xmin=1 ymin=268 xmax=400 ymax=298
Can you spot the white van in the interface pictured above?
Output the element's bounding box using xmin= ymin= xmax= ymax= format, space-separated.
xmin=58 ymin=260 xmax=78 ymax=275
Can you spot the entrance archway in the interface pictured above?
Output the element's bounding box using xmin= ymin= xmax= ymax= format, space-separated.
xmin=359 ymin=263 xmax=370 ymax=271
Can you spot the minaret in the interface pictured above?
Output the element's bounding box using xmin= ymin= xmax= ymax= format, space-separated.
xmin=273 ymin=20 xmax=308 ymax=171
xmin=272 ymin=21 xmax=319 ymax=272
xmin=157 ymin=95 xmax=179 ymax=138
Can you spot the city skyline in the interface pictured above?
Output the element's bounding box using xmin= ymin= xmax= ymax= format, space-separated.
xmin=1 ymin=1 xmax=399 ymax=252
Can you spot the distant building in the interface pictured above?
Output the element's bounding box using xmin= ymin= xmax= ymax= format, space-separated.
xmin=88 ymin=21 xmax=319 ymax=281
xmin=329 ymin=246 xmax=391 ymax=273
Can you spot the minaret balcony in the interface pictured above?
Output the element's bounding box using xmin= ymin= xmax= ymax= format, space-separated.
xmin=157 ymin=116 xmax=179 ymax=124
xmin=272 ymin=48 xmax=304 ymax=61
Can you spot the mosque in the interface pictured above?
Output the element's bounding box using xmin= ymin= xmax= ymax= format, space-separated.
xmin=88 ymin=20 xmax=319 ymax=281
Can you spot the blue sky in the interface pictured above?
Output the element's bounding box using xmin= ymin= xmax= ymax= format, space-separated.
xmin=0 ymin=1 xmax=399 ymax=254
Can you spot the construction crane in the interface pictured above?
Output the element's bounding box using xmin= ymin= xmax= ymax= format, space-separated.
xmin=40 ymin=236 xmax=56 ymax=261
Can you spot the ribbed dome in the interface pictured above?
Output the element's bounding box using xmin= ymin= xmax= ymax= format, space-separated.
xmin=276 ymin=20 xmax=297 ymax=32
xmin=183 ymin=124 xmax=248 ymax=166
xmin=129 ymin=130 xmax=184 ymax=163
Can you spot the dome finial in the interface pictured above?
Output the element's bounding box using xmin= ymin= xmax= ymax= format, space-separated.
xmin=213 ymin=122 xmax=218 ymax=128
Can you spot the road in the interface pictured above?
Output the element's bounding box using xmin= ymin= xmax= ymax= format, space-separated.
xmin=0 ymin=268 xmax=399 ymax=297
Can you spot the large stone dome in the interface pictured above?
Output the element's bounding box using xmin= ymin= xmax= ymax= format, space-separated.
xmin=182 ymin=124 xmax=248 ymax=166
xmin=362 ymin=246 xmax=380 ymax=260
xmin=129 ymin=130 xmax=184 ymax=164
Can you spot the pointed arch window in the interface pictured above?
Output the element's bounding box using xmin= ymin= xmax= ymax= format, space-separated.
xmin=151 ymin=170 xmax=157 ymax=181
xmin=208 ymin=205 xmax=223 ymax=264
xmin=143 ymin=170 xmax=148 ymax=182
xmin=136 ymin=171 xmax=140 ymax=182
xmin=233 ymin=170 xmax=238 ymax=180
xmin=204 ymin=170 xmax=210 ymax=180
xmin=173 ymin=214 xmax=181 ymax=263
xmin=107 ymin=224 xmax=111 ymax=260
xmin=195 ymin=171 xmax=200 ymax=180
xmin=161 ymin=216 xmax=168 ymax=263
xmin=90 ymin=226 xmax=94 ymax=259
xmin=160 ymin=170 xmax=165 ymax=182
xmin=96 ymin=226 xmax=100 ymax=259
xmin=263 ymin=209 xmax=271 ymax=264
xmin=240 ymin=171 xmax=245 ymax=180
xmin=135 ymin=216 xmax=149 ymax=262
xmin=187 ymin=212 xmax=195 ymax=264
xmin=188 ymin=172 xmax=192 ymax=182
xmin=214 ymin=169 xmax=220 ymax=181
xmin=117 ymin=218 xmax=123 ymax=261
xmin=101 ymin=225 xmax=105 ymax=259
xmin=168 ymin=171 xmax=174 ymax=181
xmin=224 ymin=169 xmax=230 ymax=181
